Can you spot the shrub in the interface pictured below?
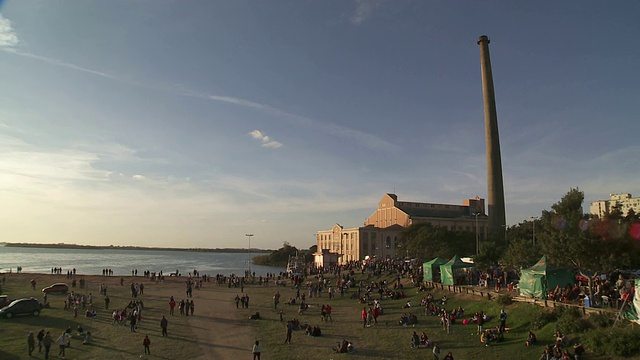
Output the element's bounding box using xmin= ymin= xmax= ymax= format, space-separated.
xmin=531 ymin=307 xmax=557 ymax=330
xmin=556 ymin=307 xmax=592 ymax=333
xmin=583 ymin=327 xmax=640 ymax=356
xmin=589 ymin=312 xmax=614 ymax=328
xmin=496 ymin=294 xmax=513 ymax=306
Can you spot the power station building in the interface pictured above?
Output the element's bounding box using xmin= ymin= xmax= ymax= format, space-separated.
xmin=314 ymin=35 xmax=506 ymax=267
xmin=314 ymin=194 xmax=488 ymax=266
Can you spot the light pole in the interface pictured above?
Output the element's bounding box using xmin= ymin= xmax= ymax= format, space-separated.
xmin=531 ymin=217 xmax=538 ymax=246
xmin=473 ymin=213 xmax=480 ymax=256
xmin=245 ymin=233 xmax=254 ymax=274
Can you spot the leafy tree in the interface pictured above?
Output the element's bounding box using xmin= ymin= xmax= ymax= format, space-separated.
xmin=500 ymin=237 xmax=541 ymax=275
xmin=537 ymin=188 xmax=594 ymax=270
xmin=398 ymin=222 xmax=475 ymax=261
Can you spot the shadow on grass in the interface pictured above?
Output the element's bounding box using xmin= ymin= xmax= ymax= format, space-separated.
xmin=0 ymin=350 xmax=19 ymax=360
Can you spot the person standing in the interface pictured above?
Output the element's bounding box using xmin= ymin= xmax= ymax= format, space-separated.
xmin=130 ymin=313 xmax=137 ymax=332
xmin=361 ymin=307 xmax=367 ymax=328
xmin=27 ymin=332 xmax=35 ymax=356
xmin=499 ymin=309 xmax=507 ymax=334
xmin=252 ymin=340 xmax=261 ymax=360
xmin=143 ymin=335 xmax=151 ymax=355
xmin=43 ymin=331 xmax=53 ymax=360
xmin=160 ymin=315 xmax=168 ymax=337
xmin=476 ymin=312 xmax=484 ymax=335
xmin=104 ymin=295 xmax=110 ymax=310
xmin=284 ymin=321 xmax=293 ymax=344
xmin=169 ymin=297 xmax=176 ymax=315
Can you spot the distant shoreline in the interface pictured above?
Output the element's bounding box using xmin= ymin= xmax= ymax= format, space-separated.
xmin=1 ymin=242 xmax=272 ymax=253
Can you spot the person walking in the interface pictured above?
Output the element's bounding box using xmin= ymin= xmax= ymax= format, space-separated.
xmin=143 ymin=335 xmax=151 ymax=355
xmin=160 ymin=315 xmax=168 ymax=337
xmin=57 ymin=331 xmax=69 ymax=359
xmin=27 ymin=332 xmax=35 ymax=356
xmin=252 ymin=340 xmax=262 ymax=360
xmin=43 ymin=331 xmax=53 ymax=360
xmin=433 ymin=342 xmax=441 ymax=360
xmin=37 ymin=329 xmax=45 ymax=353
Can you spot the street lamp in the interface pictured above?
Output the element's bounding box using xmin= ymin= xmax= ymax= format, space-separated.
xmin=473 ymin=212 xmax=480 ymax=256
xmin=245 ymin=234 xmax=254 ymax=274
xmin=531 ymin=217 xmax=538 ymax=246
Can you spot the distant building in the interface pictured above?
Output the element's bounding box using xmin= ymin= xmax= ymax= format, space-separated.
xmin=590 ymin=193 xmax=640 ymax=218
xmin=315 ymin=193 xmax=488 ymax=265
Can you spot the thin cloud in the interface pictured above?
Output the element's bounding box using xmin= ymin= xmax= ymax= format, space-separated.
xmin=249 ymin=129 xmax=283 ymax=149
xmin=213 ymin=95 xmax=399 ymax=152
xmin=0 ymin=14 xmax=18 ymax=47
xmin=350 ymin=0 xmax=386 ymax=25
xmin=0 ymin=12 xmax=398 ymax=153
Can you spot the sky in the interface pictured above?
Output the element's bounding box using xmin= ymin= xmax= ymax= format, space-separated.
xmin=1 ymin=1 xmax=639 ymax=250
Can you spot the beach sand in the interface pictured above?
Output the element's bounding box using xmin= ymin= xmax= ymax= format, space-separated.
xmin=1 ymin=272 xmax=256 ymax=359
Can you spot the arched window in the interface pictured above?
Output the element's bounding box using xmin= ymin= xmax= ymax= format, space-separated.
xmin=385 ymin=236 xmax=391 ymax=249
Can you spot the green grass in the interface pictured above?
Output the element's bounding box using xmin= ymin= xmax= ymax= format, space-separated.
xmin=0 ymin=271 xmax=632 ymax=360
xmin=248 ymin=272 xmax=629 ymax=360
xmin=0 ymin=274 xmax=201 ymax=360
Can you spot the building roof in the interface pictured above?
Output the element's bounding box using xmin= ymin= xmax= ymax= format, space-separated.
xmin=399 ymin=206 xmax=466 ymax=219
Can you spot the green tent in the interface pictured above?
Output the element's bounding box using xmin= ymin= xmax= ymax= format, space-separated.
xmin=519 ymin=256 xmax=575 ymax=299
xmin=423 ymin=257 xmax=447 ymax=282
xmin=440 ymin=255 xmax=477 ymax=285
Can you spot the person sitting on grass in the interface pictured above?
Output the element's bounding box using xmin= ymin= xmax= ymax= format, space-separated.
xmin=249 ymin=312 xmax=261 ymax=320
xmin=82 ymin=331 xmax=92 ymax=345
xmin=421 ymin=332 xmax=430 ymax=347
xmin=334 ymin=339 xmax=349 ymax=353
xmin=526 ymin=330 xmax=537 ymax=346
xmin=399 ymin=313 xmax=409 ymax=325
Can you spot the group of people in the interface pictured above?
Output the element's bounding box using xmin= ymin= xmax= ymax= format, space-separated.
xmin=26 ymin=327 xmax=93 ymax=359
xmin=168 ymin=295 xmax=195 ymax=316
xmin=234 ymin=293 xmax=251 ymax=309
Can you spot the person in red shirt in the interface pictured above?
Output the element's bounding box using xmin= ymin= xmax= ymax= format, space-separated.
xmin=361 ymin=307 xmax=367 ymax=328
xmin=143 ymin=335 xmax=151 ymax=354
xmin=168 ymin=297 xmax=176 ymax=316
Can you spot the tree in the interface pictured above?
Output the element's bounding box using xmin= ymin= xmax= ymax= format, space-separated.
xmin=537 ymin=188 xmax=594 ymax=270
xmin=500 ymin=238 xmax=541 ymax=275
xmin=398 ymin=222 xmax=475 ymax=261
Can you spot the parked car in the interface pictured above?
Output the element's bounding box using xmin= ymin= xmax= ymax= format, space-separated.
xmin=42 ymin=283 xmax=69 ymax=294
xmin=0 ymin=295 xmax=9 ymax=308
xmin=0 ymin=298 xmax=41 ymax=318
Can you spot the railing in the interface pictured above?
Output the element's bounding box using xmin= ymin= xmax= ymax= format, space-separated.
xmin=424 ymin=281 xmax=615 ymax=316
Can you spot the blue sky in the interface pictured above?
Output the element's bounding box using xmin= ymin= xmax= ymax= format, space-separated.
xmin=1 ymin=0 xmax=639 ymax=250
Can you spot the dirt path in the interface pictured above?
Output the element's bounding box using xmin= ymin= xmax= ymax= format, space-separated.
xmin=188 ymin=286 xmax=256 ymax=359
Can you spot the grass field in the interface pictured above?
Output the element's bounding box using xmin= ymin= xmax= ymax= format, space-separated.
xmin=0 ymin=271 xmax=629 ymax=360
xmin=247 ymin=272 xmax=627 ymax=360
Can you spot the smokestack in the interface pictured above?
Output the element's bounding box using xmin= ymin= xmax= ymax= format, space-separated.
xmin=477 ymin=35 xmax=506 ymax=236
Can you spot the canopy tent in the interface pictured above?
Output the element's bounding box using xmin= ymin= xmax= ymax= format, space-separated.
xmin=422 ymin=257 xmax=447 ymax=282
xmin=440 ymin=255 xmax=477 ymax=285
xmin=519 ymin=256 xmax=575 ymax=299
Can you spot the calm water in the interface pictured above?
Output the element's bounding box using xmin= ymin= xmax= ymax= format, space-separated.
xmin=0 ymin=246 xmax=284 ymax=276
